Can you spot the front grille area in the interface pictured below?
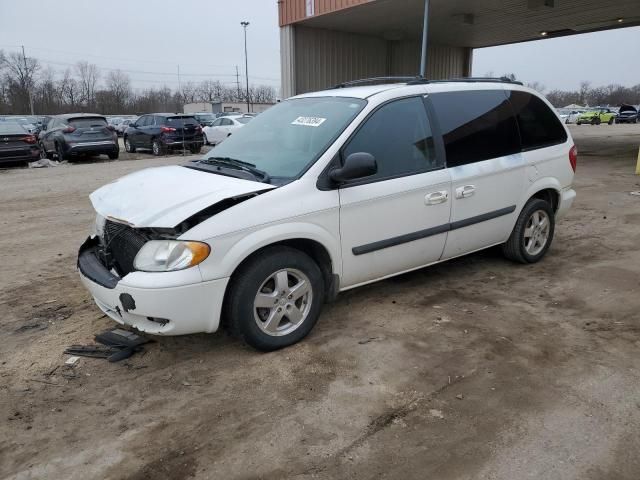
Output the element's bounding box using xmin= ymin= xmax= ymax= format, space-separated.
xmin=102 ymin=220 xmax=148 ymax=276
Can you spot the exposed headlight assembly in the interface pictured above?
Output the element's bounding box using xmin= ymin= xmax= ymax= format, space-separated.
xmin=134 ymin=240 xmax=210 ymax=272
xmin=92 ymin=214 xmax=106 ymax=238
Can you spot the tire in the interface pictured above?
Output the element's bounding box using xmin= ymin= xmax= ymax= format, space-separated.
xmin=189 ymin=145 xmax=202 ymax=154
xmin=502 ymin=198 xmax=555 ymax=264
xmin=108 ymin=150 xmax=119 ymax=160
xmin=203 ymin=133 xmax=208 ymax=145
xmin=39 ymin=142 xmax=53 ymax=160
xmin=576 ymin=121 xmax=581 ymax=126
xmin=151 ymin=138 xmax=165 ymax=156
xmin=56 ymin=143 xmax=66 ymax=161
xmin=593 ymin=117 xmax=601 ymax=125
xmin=608 ymin=118 xmax=614 ymax=125
xmin=226 ymin=246 xmax=325 ymax=351
xmin=124 ymin=137 xmax=135 ymax=153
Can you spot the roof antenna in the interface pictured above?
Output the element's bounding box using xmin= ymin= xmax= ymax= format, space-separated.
xmin=419 ymin=0 xmax=430 ymax=79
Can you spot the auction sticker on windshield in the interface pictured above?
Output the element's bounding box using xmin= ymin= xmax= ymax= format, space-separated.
xmin=291 ymin=116 xmax=326 ymax=127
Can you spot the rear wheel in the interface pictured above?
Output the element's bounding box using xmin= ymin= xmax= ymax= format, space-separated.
xmin=108 ymin=150 xmax=119 ymax=160
xmin=189 ymin=145 xmax=201 ymax=154
xmin=593 ymin=117 xmax=601 ymax=125
xmin=124 ymin=137 xmax=135 ymax=153
xmin=502 ymin=198 xmax=555 ymax=264
xmin=608 ymin=117 xmax=614 ymax=125
xmin=56 ymin=143 xmax=66 ymax=161
xmin=226 ymin=246 xmax=325 ymax=351
xmin=152 ymin=138 xmax=165 ymax=156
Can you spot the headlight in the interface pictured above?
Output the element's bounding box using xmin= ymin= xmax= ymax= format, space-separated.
xmin=134 ymin=240 xmax=210 ymax=272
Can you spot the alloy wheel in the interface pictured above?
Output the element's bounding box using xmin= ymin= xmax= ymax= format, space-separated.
xmin=523 ymin=210 xmax=550 ymax=256
xmin=253 ymin=268 xmax=313 ymax=337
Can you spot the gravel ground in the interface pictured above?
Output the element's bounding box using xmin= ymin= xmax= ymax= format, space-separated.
xmin=1 ymin=125 xmax=639 ymax=480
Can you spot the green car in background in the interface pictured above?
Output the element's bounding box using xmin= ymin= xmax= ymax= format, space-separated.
xmin=576 ymin=107 xmax=617 ymax=125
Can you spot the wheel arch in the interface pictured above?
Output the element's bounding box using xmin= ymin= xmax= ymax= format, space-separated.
xmin=210 ymin=224 xmax=342 ymax=304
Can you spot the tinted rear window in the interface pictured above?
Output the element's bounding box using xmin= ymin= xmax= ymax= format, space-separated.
xmin=429 ymin=90 xmax=521 ymax=167
xmin=165 ymin=116 xmax=199 ymax=127
xmin=69 ymin=117 xmax=107 ymax=128
xmin=0 ymin=124 xmax=26 ymax=134
xmin=507 ymin=91 xmax=567 ymax=150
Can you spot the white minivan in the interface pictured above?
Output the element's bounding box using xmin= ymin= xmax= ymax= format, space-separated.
xmin=78 ymin=78 xmax=577 ymax=351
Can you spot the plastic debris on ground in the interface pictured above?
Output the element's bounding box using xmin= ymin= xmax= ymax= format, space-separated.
xmin=64 ymin=328 xmax=151 ymax=363
xmin=28 ymin=159 xmax=65 ymax=168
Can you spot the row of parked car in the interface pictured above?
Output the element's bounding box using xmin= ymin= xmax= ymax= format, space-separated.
xmin=557 ymin=104 xmax=640 ymax=125
xmin=0 ymin=111 xmax=255 ymax=165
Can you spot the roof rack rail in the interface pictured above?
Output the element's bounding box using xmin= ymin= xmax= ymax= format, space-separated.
xmin=409 ymin=76 xmax=524 ymax=86
xmin=332 ymin=76 xmax=523 ymax=89
xmin=333 ymin=76 xmax=422 ymax=89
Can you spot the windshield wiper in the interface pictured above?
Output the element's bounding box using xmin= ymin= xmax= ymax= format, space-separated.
xmin=199 ymin=156 xmax=270 ymax=183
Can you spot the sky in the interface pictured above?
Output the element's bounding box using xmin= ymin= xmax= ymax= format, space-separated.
xmin=0 ymin=0 xmax=281 ymax=93
xmin=0 ymin=0 xmax=639 ymax=94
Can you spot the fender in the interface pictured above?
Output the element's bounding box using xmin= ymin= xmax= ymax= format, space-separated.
xmin=198 ymin=220 xmax=342 ymax=282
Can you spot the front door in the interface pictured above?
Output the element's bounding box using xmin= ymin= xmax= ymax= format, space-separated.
xmin=337 ymin=96 xmax=452 ymax=288
xmin=428 ymin=90 xmax=526 ymax=259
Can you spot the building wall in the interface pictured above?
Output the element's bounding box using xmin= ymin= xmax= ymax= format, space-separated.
xmin=279 ymin=0 xmax=372 ymax=27
xmin=283 ymin=26 xmax=472 ymax=97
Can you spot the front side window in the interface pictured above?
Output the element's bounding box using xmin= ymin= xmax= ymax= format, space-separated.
xmin=429 ymin=90 xmax=520 ymax=167
xmin=342 ymin=96 xmax=439 ymax=182
xmin=202 ymin=97 xmax=366 ymax=180
xmin=507 ymin=91 xmax=567 ymax=150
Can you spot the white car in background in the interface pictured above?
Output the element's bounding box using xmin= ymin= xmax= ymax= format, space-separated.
xmin=116 ymin=118 xmax=137 ymax=136
xmin=203 ymin=115 xmax=252 ymax=145
xmin=557 ymin=108 xmax=583 ymax=124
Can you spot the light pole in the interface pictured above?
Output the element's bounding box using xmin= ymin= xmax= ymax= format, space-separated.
xmin=241 ymin=21 xmax=251 ymax=113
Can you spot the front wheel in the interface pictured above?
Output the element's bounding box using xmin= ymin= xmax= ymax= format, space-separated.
xmin=203 ymin=133 xmax=209 ymax=145
xmin=608 ymin=118 xmax=614 ymax=125
xmin=502 ymin=198 xmax=555 ymax=264
xmin=124 ymin=137 xmax=136 ymax=153
xmin=226 ymin=246 xmax=325 ymax=351
xmin=56 ymin=143 xmax=66 ymax=161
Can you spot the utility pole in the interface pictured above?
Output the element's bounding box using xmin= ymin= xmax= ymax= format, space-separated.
xmin=419 ymin=0 xmax=430 ymax=78
xmin=235 ymin=65 xmax=241 ymax=101
xmin=241 ymin=21 xmax=251 ymax=113
xmin=21 ymin=45 xmax=34 ymax=115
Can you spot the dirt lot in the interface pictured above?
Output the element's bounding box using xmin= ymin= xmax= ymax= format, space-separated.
xmin=1 ymin=125 xmax=640 ymax=480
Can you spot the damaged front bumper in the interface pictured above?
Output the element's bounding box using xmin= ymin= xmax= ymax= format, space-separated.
xmin=77 ymin=237 xmax=228 ymax=335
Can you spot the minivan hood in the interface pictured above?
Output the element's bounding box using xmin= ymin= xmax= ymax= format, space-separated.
xmin=90 ymin=165 xmax=275 ymax=228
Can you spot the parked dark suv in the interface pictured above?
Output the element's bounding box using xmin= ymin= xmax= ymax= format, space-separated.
xmin=124 ymin=114 xmax=204 ymax=156
xmin=615 ymin=104 xmax=639 ymax=124
xmin=39 ymin=114 xmax=119 ymax=160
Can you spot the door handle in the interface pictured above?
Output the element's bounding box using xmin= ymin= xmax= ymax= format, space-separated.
xmin=455 ymin=185 xmax=476 ymax=199
xmin=425 ymin=191 xmax=449 ymax=205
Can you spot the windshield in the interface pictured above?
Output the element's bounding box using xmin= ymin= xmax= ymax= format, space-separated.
xmin=203 ymin=97 xmax=366 ymax=180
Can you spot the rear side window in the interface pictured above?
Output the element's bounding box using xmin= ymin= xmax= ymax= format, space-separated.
xmin=508 ymin=91 xmax=567 ymax=150
xmin=69 ymin=117 xmax=107 ymax=128
xmin=343 ymin=96 xmax=440 ymax=182
xmin=429 ymin=90 xmax=520 ymax=167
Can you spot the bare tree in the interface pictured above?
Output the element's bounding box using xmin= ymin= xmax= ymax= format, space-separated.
xmin=58 ymin=68 xmax=80 ymax=110
xmin=1 ymin=51 xmax=40 ymax=113
xmin=76 ymin=61 xmax=100 ymax=109
xmin=526 ymin=81 xmax=546 ymax=94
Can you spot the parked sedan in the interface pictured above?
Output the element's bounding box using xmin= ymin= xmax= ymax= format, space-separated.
xmin=124 ymin=114 xmax=204 ymax=156
xmin=615 ymin=104 xmax=639 ymax=124
xmin=0 ymin=123 xmax=40 ymax=164
xmin=557 ymin=108 xmax=583 ymax=124
xmin=576 ymin=108 xmax=617 ymax=125
xmin=203 ymin=115 xmax=252 ymax=145
xmin=39 ymin=114 xmax=119 ymax=160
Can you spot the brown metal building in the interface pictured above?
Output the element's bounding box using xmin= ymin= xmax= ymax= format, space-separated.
xmin=278 ymin=0 xmax=640 ymax=98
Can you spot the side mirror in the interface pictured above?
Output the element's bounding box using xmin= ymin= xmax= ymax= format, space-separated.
xmin=329 ymin=152 xmax=377 ymax=183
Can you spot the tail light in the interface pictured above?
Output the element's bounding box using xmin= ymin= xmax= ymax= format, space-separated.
xmin=161 ymin=126 xmax=176 ymax=133
xmin=569 ymin=145 xmax=578 ymax=172
xmin=21 ymin=135 xmax=37 ymax=144
xmin=63 ymin=126 xmax=76 ymax=134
